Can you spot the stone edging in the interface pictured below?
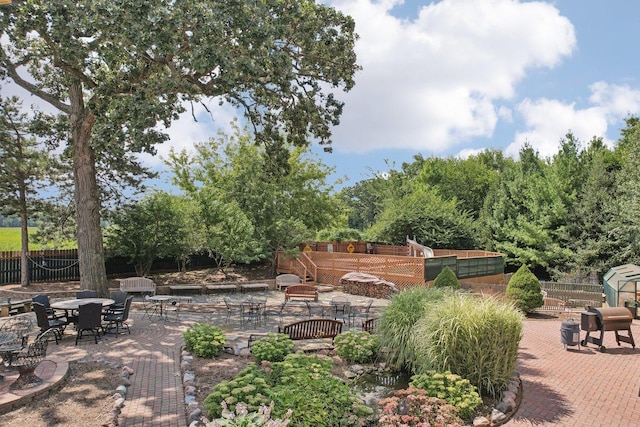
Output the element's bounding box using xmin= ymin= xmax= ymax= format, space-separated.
xmin=180 ymin=348 xmax=206 ymax=426
xmin=71 ymin=359 xmax=134 ymax=427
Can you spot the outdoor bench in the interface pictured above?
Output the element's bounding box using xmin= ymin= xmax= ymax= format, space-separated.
xmin=118 ymin=277 xmax=156 ymax=296
xmin=168 ymin=284 xmax=203 ymax=295
xmin=239 ymin=283 xmax=269 ymax=293
xmin=284 ymin=285 xmax=318 ymax=302
xmin=205 ymin=284 xmax=238 ymax=294
xmin=278 ymin=318 xmax=343 ymax=342
xmin=276 ymin=274 xmax=302 ymax=291
xmin=0 ymin=299 xmax=32 ymax=317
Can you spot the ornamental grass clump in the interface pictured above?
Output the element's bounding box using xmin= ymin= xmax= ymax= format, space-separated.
xmin=378 ymin=286 xmax=453 ymax=371
xmin=410 ymin=293 xmax=524 ymax=397
xmin=377 ymin=387 xmax=463 ymax=427
xmin=409 ymin=370 xmax=482 ymax=420
xmin=334 ymin=330 xmax=380 ymax=363
xmin=183 ymin=323 xmax=226 ymax=358
xmin=251 ymin=333 xmax=295 ymax=364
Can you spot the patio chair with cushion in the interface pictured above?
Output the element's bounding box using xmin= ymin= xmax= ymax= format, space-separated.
xmin=76 ymin=290 xmax=98 ymax=299
xmin=32 ymin=294 xmax=66 ymax=321
xmin=103 ymin=296 xmax=133 ymax=337
xmin=33 ymin=302 xmax=65 ymax=344
xmin=75 ymin=302 xmax=104 ymax=345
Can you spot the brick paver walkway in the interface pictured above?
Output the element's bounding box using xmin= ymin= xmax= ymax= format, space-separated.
xmin=47 ymin=313 xmax=189 ymax=427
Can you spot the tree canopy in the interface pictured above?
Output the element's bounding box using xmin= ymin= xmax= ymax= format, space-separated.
xmin=0 ymin=0 xmax=359 ymax=294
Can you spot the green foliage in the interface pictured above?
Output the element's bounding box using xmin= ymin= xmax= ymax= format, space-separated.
xmin=104 ymin=192 xmax=197 ymax=275
xmin=333 ymin=330 xmax=380 ymax=363
xmin=433 ymin=267 xmax=461 ymax=289
xmin=166 ymin=126 xmax=338 ymax=271
xmin=183 ymin=323 xmax=226 ymax=359
xmin=315 ymin=227 xmax=363 ymax=242
xmin=367 ymin=186 xmax=478 ymax=248
xmin=377 ymin=286 xmax=453 ymax=371
xmin=205 ymin=352 xmax=373 ymax=426
xmin=409 ymin=371 xmax=482 ymax=420
xmin=377 ymin=387 xmax=463 ymax=427
xmin=506 ymin=265 xmax=544 ymax=312
xmin=410 ymin=293 xmax=524 ymax=397
xmin=250 ymin=333 xmax=294 ymax=364
xmin=208 ymin=401 xmax=291 ymax=427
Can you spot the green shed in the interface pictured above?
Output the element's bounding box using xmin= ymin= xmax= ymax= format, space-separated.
xmin=603 ymin=264 xmax=640 ymax=307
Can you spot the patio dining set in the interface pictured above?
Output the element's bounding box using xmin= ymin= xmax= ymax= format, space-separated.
xmin=222 ymin=294 xmax=376 ymax=329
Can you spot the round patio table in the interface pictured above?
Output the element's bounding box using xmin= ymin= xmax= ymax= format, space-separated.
xmin=51 ymin=298 xmax=115 ymax=310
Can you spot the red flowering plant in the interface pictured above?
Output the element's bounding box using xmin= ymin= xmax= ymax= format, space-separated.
xmin=377 ymin=387 xmax=463 ymax=427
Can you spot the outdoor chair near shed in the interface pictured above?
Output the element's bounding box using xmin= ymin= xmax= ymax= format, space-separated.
xmin=75 ymin=302 xmax=104 ymax=345
xmin=33 ymin=302 xmax=65 ymax=344
xmin=103 ymin=296 xmax=133 ymax=337
xmin=276 ymin=274 xmax=302 ymax=291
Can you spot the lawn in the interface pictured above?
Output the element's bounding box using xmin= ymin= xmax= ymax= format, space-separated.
xmin=0 ymin=227 xmax=76 ymax=251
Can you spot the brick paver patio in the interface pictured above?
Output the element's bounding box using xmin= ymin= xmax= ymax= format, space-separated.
xmin=4 ymin=293 xmax=640 ymax=426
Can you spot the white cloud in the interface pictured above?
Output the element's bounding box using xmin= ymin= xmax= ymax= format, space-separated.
xmin=506 ymin=82 xmax=640 ymax=158
xmin=328 ymin=0 xmax=576 ymax=153
xmin=138 ymin=98 xmax=237 ymax=168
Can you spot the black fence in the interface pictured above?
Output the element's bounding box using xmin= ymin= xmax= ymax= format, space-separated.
xmin=0 ymin=249 xmax=217 ymax=285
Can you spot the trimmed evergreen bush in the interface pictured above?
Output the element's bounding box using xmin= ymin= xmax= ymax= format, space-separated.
xmin=433 ymin=266 xmax=461 ymax=289
xmin=410 ymin=293 xmax=524 ymax=397
xmin=506 ymin=264 xmax=544 ymax=312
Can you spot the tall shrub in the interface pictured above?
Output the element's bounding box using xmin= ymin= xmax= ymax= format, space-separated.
xmin=506 ymin=264 xmax=544 ymax=312
xmin=433 ymin=266 xmax=461 ymax=289
xmin=410 ymin=293 xmax=524 ymax=397
xmin=377 ymin=286 xmax=452 ymax=371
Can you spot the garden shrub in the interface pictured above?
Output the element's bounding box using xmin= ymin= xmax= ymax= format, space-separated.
xmin=334 ymin=329 xmax=380 ymax=363
xmin=433 ymin=266 xmax=461 ymax=289
xmin=183 ymin=323 xmax=226 ymax=358
xmin=409 ymin=370 xmax=482 ymax=420
xmin=251 ymin=333 xmax=295 ymax=364
xmin=207 ymin=401 xmax=291 ymax=426
xmin=205 ymin=352 xmax=374 ymax=426
xmin=377 ymin=387 xmax=463 ymax=427
xmin=506 ymin=264 xmax=544 ymax=312
xmin=378 ymin=286 xmax=453 ymax=371
xmin=411 ymin=293 xmax=524 ymax=397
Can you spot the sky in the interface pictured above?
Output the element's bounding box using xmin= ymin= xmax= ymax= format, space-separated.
xmin=149 ymin=0 xmax=640 ymax=189
xmin=4 ymin=1 xmax=640 ymax=191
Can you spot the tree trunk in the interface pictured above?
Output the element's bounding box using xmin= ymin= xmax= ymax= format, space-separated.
xmin=19 ymin=187 xmax=29 ymax=287
xmin=69 ymin=83 xmax=108 ymax=297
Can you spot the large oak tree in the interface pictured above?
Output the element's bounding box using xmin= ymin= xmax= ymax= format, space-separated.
xmin=0 ymin=1 xmax=359 ymax=295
